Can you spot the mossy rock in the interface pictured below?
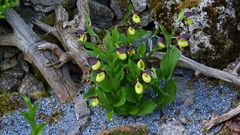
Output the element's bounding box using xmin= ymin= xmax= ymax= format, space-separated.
xmin=0 ymin=92 xmax=25 ymax=117
xmin=97 ymin=124 xmax=148 ymax=135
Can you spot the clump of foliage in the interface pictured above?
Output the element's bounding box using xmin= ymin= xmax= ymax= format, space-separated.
xmin=21 ymin=96 xmax=47 ymax=135
xmin=0 ymin=0 xmax=19 ymax=19
xmin=81 ymin=8 xmax=194 ymax=119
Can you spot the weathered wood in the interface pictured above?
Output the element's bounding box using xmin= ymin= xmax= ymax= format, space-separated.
xmin=152 ymin=52 xmax=240 ymax=86
xmin=2 ymin=8 xmax=78 ymax=103
xmin=34 ymin=0 xmax=90 ymax=82
xmin=202 ymin=104 xmax=240 ymax=132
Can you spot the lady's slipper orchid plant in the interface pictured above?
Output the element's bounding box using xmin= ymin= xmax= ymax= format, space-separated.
xmin=83 ymin=10 xmax=186 ymax=120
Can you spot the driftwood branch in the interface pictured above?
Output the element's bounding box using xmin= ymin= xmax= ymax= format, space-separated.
xmin=34 ymin=0 xmax=91 ymax=82
xmin=152 ymin=52 xmax=240 ymax=86
xmin=202 ymin=104 xmax=240 ymax=132
xmin=1 ymin=8 xmax=79 ymax=103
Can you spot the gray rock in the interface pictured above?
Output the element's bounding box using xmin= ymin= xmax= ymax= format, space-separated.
xmin=94 ymin=0 xmax=111 ymax=7
xmin=18 ymin=74 xmax=47 ymax=99
xmin=74 ymin=95 xmax=90 ymax=121
xmin=131 ymin=0 xmax=148 ymax=13
xmin=24 ymin=0 xmax=64 ymax=12
xmin=110 ymin=0 xmax=129 ymax=19
xmin=89 ymin=1 xmax=114 ymax=29
xmin=159 ymin=119 xmax=186 ymax=135
xmin=139 ymin=11 xmax=152 ymax=27
xmin=17 ymin=54 xmax=29 ymax=72
xmin=0 ymin=69 xmax=24 ymax=93
xmin=0 ymin=56 xmax=17 ymax=71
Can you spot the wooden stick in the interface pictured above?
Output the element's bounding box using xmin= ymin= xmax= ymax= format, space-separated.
xmin=202 ymin=104 xmax=240 ymax=132
xmin=152 ymin=52 xmax=240 ymax=86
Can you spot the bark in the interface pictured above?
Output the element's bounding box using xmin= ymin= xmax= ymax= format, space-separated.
xmin=1 ymin=8 xmax=78 ymax=103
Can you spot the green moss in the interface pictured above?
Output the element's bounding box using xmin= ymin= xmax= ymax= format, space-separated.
xmin=0 ymin=92 xmax=20 ymax=116
xmin=178 ymin=0 xmax=200 ymax=9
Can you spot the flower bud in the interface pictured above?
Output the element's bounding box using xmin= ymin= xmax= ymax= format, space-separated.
xmin=79 ymin=34 xmax=87 ymax=42
xmin=116 ymin=46 xmax=127 ymax=60
xmin=157 ymin=37 xmax=166 ymax=49
xmin=127 ymin=46 xmax=135 ymax=55
xmin=142 ymin=71 xmax=151 ymax=83
xmin=132 ymin=14 xmax=141 ymax=24
xmin=177 ymin=39 xmax=189 ymax=48
xmin=87 ymin=57 xmax=101 ymax=71
xmin=184 ymin=11 xmax=194 ymax=18
xmin=177 ymin=34 xmax=190 ymax=48
xmin=96 ymin=71 xmax=105 ymax=82
xmin=91 ymin=98 xmax=99 ymax=107
xmin=128 ymin=27 xmax=136 ymax=35
xmin=185 ymin=18 xmax=193 ymax=25
xmin=184 ymin=12 xmax=194 ymax=26
xmin=137 ymin=59 xmax=145 ymax=70
xmin=135 ymin=81 xmax=143 ymax=94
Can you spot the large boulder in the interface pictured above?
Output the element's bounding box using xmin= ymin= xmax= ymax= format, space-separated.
xmin=89 ymin=1 xmax=114 ymax=29
xmin=24 ymin=0 xmax=64 ymax=12
xmin=149 ymin=0 xmax=240 ymax=68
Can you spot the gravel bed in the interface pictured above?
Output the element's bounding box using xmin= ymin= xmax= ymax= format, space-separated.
xmin=0 ymin=69 xmax=238 ymax=135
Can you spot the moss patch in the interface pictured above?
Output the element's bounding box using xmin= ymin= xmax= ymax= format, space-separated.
xmin=0 ymin=92 xmax=23 ymax=117
xmin=192 ymin=1 xmax=240 ymax=68
xmin=178 ymin=0 xmax=200 ymax=9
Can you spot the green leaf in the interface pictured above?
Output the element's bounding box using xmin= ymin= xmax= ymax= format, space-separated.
xmin=112 ymin=66 xmax=125 ymax=89
xmin=137 ymin=43 xmax=146 ymax=56
xmin=114 ymin=88 xmax=126 ymax=107
xmin=96 ymin=78 xmax=112 ymax=92
xmin=160 ymin=46 xmax=180 ymax=80
xmin=31 ymin=123 xmax=47 ymax=135
xmin=103 ymin=31 xmax=112 ymax=50
xmin=22 ymin=95 xmax=32 ymax=109
xmin=106 ymin=110 xmax=114 ymax=121
xmin=137 ymin=99 xmax=157 ymax=115
xmin=157 ymin=79 xmax=177 ymax=109
xmin=83 ymin=87 xmax=96 ymax=99
xmin=129 ymin=106 xmax=139 ymax=115
xmin=128 ymin=59 xmax=140 ymax=77
xmin=160 ymin=25 xmax=172 ymax=45
xmin=178 ymin=9 xmax=185 ymax=21
xmin=125 ymin=87 xmax=137 ymax=103
xmin=129 ymin=29 xmax=148 ymax=43
xmin=111 ymin=27 xmax=120 ymax=46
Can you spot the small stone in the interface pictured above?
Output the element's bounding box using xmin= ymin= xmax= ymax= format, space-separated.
xmin=159 ymin=119 xmax=186 ymax=135
xmin=74 ymin=95 xmax=90 ymax=120
xmin=131 ymin=0 xmax=148 ymax=13
xmin=0 ymin=57 xmax=17 ymax=71
xmin=0 ymin=69 xmax=24 ymax=93
xmin=18 ymin=74 xmax=47 ymax=99
xmin=180 ymin=117 xmax=188 ymax=125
